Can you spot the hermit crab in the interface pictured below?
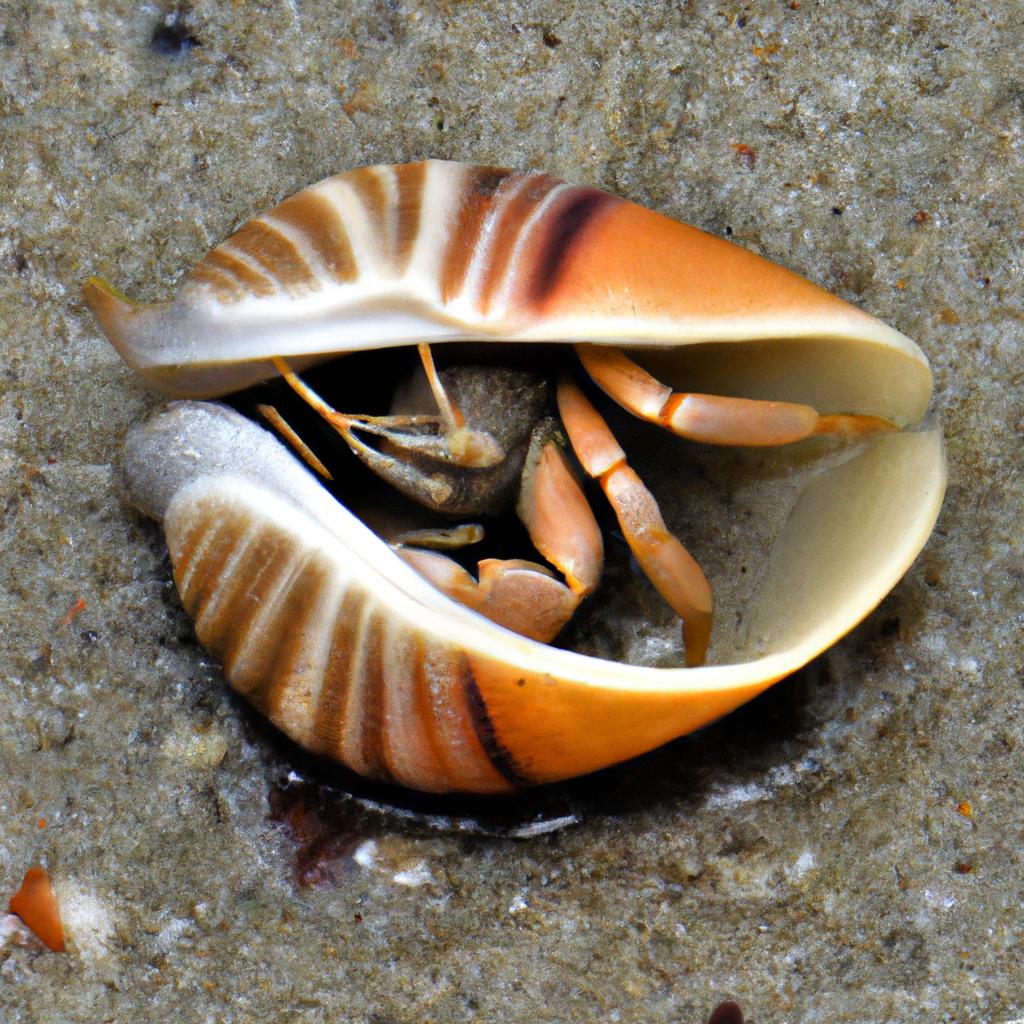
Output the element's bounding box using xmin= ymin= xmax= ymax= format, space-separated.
xmin=84 ymin=160 xmax=945 ymax=794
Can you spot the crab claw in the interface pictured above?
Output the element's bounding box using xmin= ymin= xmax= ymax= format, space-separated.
xmin=396 ymin=548 xmax=579 ymax=644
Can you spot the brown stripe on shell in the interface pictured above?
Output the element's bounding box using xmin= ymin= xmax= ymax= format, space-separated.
xmin=392 ymin=162 xmax=427 ymax=275
xmin=226 ymin=219 xmax=318 ymax=295
xmin=173 ymin=506 xmax=252 ymax=629
xmin=376 ymin=627 xmax=467 ymax=791
xmin=369 ymin=626 xmax=515 ymax=793
xmin=525 ymin=187 xmax=616 ymax=305
xmin=439 ymin=165 xmax=514 ymax=303
xmin=345 ymin=166 xmax=390 ymax=213
xmin=309 ymin=589 xmax=367 ymax=761
xmin=194 ymin=528 xmax=310 ymax=697
xmin=199 ymin=247 xmax=278 ymax=297
xmin=169 ymin=505 xmax=218 ymax=599
xmin=352 ymin=608 xmax=390 ymax=781
xmin=419 ymin=643 xmax=517 ymax=792
xmin=476 ymin=171 xmax=564 ymax=315
xmin=184 ymin=263 xmax=249 ymax=302
xmin=270 ymin=187 xmax=359 ymax=284
xmin=406 ymin=636 xmax=454 ymax=781
xmin=344 ymin=166 xmax=391 ymax=249
xmin=464 ymin=667 xmax=529 ymax=787
xmin=248 ymin=552 xmax=337 ymax=721
xmin=375 ymin=624 xmax=418 ymax=783
xmin=223 ymin=550 xmax=314 ymax=704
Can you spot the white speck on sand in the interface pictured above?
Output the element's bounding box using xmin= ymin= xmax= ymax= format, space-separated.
xmin=53 ymin=879 xmax=117 ymax=960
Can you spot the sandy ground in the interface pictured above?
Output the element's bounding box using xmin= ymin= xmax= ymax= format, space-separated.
xmin=1 ymin=2 xmax=1021 ymax=1022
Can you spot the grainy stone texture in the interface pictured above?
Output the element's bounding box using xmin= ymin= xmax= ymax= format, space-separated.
xmin=1 ymin=2 xmax=1021 ymax=1022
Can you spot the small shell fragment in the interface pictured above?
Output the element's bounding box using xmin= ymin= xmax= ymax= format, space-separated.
xmin=8 ymin=866 xmax=65 ymax=952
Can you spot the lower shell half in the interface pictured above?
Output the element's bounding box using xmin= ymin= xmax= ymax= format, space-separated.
xmin=123 ymin=401 xmax=945 ymax=794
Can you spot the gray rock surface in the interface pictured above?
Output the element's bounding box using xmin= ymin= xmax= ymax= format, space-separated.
xmin=1 ymin=2 xmax=1021 ymax=1022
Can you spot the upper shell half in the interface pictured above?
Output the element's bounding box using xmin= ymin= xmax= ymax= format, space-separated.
xmin=84 ymin=159 xmax=931 ymax=425
xmin=86 ymin=160 xmax=945 ymax=793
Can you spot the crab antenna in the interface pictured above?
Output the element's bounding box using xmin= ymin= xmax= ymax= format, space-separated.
xmin=417 ymin=343 xmax=466 ymax=431
xmin=256 ymin=403 xmax=333 ymax=480
xmin=415 ymin=344 xmax=505 ymax=469
xmin=271 ymin=356 xmax=357 ymax=433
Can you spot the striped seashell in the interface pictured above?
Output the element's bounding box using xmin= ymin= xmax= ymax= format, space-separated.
xmin=85 ymin=161 xmax=946 ymax=793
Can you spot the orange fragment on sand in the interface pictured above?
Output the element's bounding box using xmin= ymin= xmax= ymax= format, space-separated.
xmin=731 ymin=143 xmax=757 ymax=169
xmin=59 ymin=598 xmax=85 ymax=626
xmin=8 ymin=866 xmax=65 ymax=952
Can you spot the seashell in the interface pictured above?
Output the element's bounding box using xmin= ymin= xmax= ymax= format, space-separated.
xmin=85 ymin=160 xmax=945 ymax=793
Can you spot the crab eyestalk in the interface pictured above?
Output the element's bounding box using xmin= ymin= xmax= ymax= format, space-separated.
xmin=443 ymin=425 xmax=505 ymax=469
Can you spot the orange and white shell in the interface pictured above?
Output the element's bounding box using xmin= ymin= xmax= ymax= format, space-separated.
xmin=86 ymin=160 xmax=945 ymax=793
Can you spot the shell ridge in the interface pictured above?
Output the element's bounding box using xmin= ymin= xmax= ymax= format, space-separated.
xmin=477 ymin=171 xmax=565 ymax=317
xmin=197 ymin=245 xmax=280 ymax=298
xmin=271 ymin=183 xmax=360 ymax=285
xmin=255 ymin=553 xmax=342 ymax=727
xmin=437 ymin=164 xmax=515 ymax=309
xmin=309 ymin=588 xmax=365 ymax=762
xmin=489 ymin=180 xmax=572 ymax=318
xmin=226 ymin=218 xmax=318 ymax=296
xmin=391 ymin=161 xmax=428 ymax=276
xmin=457 ymin=170 xmax=533 ymax=316
xmin=404 ymin=161 xmax=464 ymax=306
xmin=378 ymin=618 xmax=440 ymax=788
xmin=174 ymin=507 xmax=256 ymax=637
xmin=369 ymin=163 xmax=400 ymax=271
xmin=252 ymin=212 xmax=330 ymax=293
xmin=337 ymin=598 xmax=380 ymax=778
xmin=267 ymin=556 xmax=348 ymax=748
xmin=317 ymin=176 xmax=386 ymax=285
xmin=220 ymin=539 xmax=317 ymax=695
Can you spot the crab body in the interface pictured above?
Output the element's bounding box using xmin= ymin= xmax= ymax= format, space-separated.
xmin=84 ymin=160 xmax=946 ymax=793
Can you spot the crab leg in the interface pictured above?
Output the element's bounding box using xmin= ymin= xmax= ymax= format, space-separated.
xmin=413 ymin=344 xmax=505 ymax=468
xmin=416 ymin=343 xmax=465 ymax=431
xmin=557 ymin=376 xmax=713 ymax=666
xmin=391 ymin=523 xmax=485 ymax=550
xmin=272 ymin=354 xmax=504 ymax=470
xmin=576 ymin=345 xmax=896 ymax=446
